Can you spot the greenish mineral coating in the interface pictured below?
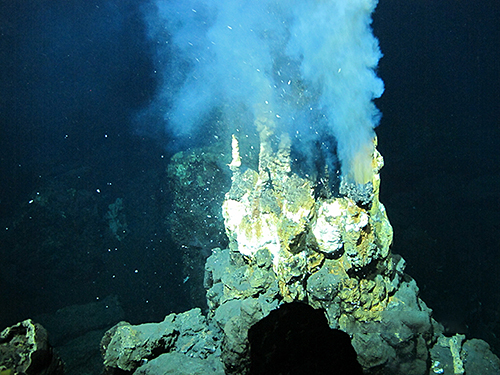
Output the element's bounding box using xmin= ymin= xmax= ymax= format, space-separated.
xmin=101 ymin=308 xmax=224 ymax=374
xmin=102 ymin=131 xmax=500 ymax=375
xmin=167 ymin=144 xmax=232 ymax=307
xmin=0 ymin=319 xmax=64 ymax=375
xmin=214 ymin=127 xmax=500 ymax=373
xmin=222 ymin=130 xmax=394 ymax=308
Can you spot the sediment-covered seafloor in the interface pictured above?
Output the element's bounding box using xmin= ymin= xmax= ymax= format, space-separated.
xmin=95 ymin=123 xmax=500 ymax=374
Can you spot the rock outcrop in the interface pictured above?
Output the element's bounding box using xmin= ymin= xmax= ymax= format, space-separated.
xmin=101 ymin=125 xmax=500 ymax=374
xmin=0 ymin=319 xmax=64 ymax=375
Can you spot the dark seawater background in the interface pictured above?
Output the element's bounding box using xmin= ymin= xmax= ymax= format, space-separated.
xmin=0 ymin=0 xmax=499 ymax=359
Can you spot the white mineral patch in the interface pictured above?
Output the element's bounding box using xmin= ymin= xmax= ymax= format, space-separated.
xmin=240 ymin=224 xmax=280 ymax=260
xmin=312 ymin=214 xmax=343 ymax=253
xmin=319 ymin=200 xmax=343 ymax=218
xmin=282 ymin=199 xmax=311 ymax=223
xmin=222 ymin=199 xmax=246 ymax=231
xmin=223 ymin=199 xmax=281 ymax=260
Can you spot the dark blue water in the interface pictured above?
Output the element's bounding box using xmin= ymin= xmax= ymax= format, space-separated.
xmin=375 ymin=0 xmax=500 ymax=351
xmin=1 ymin=0 xmax=499 ymax=357
xmin=0 ymin=0 xmax=189 ymax=326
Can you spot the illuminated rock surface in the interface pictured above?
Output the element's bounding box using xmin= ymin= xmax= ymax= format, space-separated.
xmin=100 ymin=131 xmax=500 ymax=374
xmin=0 ymin=319 xmax=64 ymax=375
xmin=101 ymin=308 xmax=224 ymax=374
